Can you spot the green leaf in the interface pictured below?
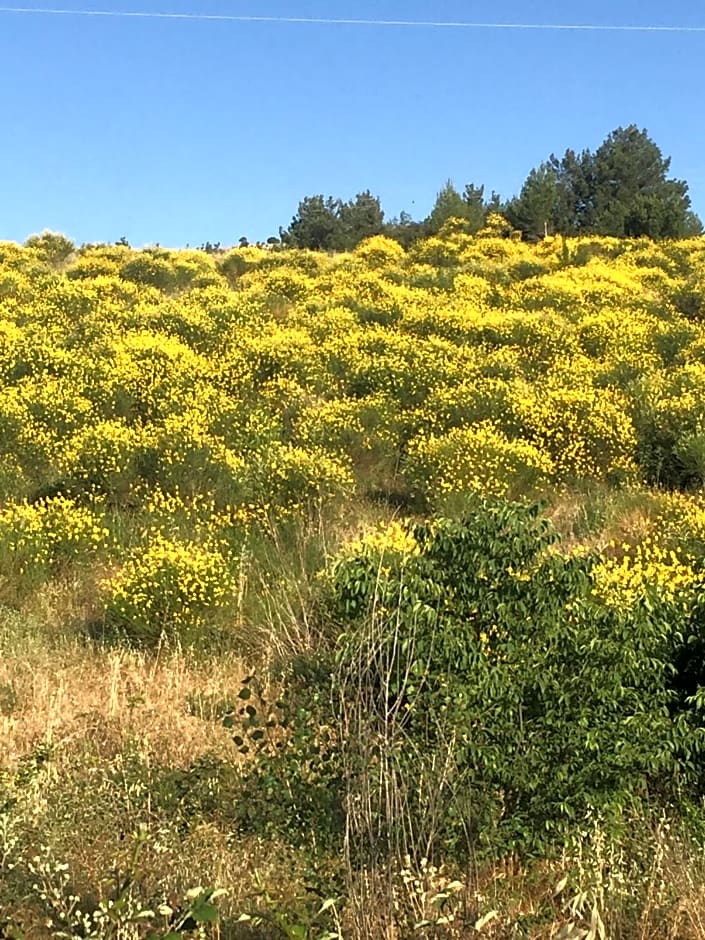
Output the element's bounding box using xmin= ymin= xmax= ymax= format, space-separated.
xmin=190 ymin=899 xmax=219 ymax=923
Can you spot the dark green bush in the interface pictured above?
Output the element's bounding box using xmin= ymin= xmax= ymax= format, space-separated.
xmin=330 ymin=499 xmax=697 ymax=858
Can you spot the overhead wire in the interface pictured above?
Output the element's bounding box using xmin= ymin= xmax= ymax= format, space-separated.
xmin=0 ymin=6 xmax=704 ymax=32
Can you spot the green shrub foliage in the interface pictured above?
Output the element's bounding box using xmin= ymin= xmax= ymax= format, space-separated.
xmin=331 ymin=500 xmax=701 ymax=857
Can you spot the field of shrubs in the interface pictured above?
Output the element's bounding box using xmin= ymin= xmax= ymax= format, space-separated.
xmin=2 ymin=219 xmax=705 ymax=938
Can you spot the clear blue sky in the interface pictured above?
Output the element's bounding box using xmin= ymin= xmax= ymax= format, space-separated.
xmin=1 ymin=0 xmax=703 ymax=246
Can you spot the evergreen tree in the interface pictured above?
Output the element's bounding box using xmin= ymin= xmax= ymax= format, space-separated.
xmin=551 ymin=148 xmax=596 ymax=234
xmin=592 ymin=125 xmax=696 ymax=238
xmin=425 ymin=180 xmax=469 ymax=234
xmin=507 ymin=126 xmax=701 ymax=241
xmin=280 ymin=195 xmax=343 ymax=251
xmin=385 ymin=210 xmax=424 ymax=248
xmin=281 ymin=191 xmax=386 ymax=251
xmin=463 ymin=183 xmax=490 ymax=233
xmin=338 ymin=190 xmax=385 ymax=250
xmin=425 ymin=180 xmax=496 ymax=235
xmin=504 ymin=164 xmax=561 ymax=240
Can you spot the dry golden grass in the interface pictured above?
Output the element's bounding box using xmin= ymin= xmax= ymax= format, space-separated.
xmin=0 ymin=625 xmax=312 ymax=934
xmin=5 ymin=624 xmax=705 ymax=937
xmin=544 ymin=484 xmax=665 ymax=553
xmin=340 ymin=835 xmax=705 ymax=939
xmin=0 ymin=637 xmax=251 ymax=772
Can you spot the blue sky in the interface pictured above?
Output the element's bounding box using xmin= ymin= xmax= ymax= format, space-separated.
xmin=1 ymin=0 xmax=704 ymax=246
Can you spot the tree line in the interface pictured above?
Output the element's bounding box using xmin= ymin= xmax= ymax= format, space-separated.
xmin=278 ymin=125 xmax=703 ymax=251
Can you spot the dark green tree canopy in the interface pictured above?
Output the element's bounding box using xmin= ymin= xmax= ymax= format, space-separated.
xmin=279 ymin=195 xmax=344 ymax=251
xmin=592 ymin=125 xmax=694 ymax=238
xmin=384 ymin=210 xmax=425 ymax=249
xmin=279 ymin=127 xmax=701 ymax=251
xmin=337 ymin=190 xmax=385 ymax=249
xmin=424 ymin=180 xmax=500 ymax=235
xmin=281 ymin=191 xmax=385 ymax=251
xmin=505 ymin=126 xmax=702 ymax=240
xmin=425 ymin=180 xmax=469 ymax=233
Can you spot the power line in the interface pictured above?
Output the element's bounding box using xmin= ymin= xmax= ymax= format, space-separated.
xmin=0 ymin=7 xmax=704 ymax=32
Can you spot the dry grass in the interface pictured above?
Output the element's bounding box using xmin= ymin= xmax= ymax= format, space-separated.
xmin=544 ymin=484 xmax=665 ymax=553
xmin=0 ymin=616 xmax=315 ymax=935
xmin=0 ymin=638 xmax=251 ymax=772
xmin=4 ymin=630 xmax=705 ymax=938
xmin=338 ymin=831 xmax=705 ymax=939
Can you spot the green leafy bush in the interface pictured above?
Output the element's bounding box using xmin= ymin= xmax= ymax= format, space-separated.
xmin=229 ymin=666 xmax=345 ymax=854
xmin=330 ymin=500 xmax=695 ymax=858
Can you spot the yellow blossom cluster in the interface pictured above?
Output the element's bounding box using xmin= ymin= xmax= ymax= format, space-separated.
xmin=103 ymin=534 xmax=237 ymax=644
xmin=593 ymin=538 xmax=698 ymax=611
xmin=407 ymin=422 xmax=553 ymax=503
xmin=0 ymin=495 xmax=109 ymax=584
xmin=344 ymin=520 xmax=420 ymax=563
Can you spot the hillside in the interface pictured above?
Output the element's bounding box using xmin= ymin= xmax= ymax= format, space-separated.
xmin=2 ymin=222 xmax=705 ymax=938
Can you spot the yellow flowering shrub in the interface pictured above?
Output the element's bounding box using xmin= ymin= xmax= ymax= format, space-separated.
xmin=24 ymin=230 xmax=75 ymax=266
xmin=409 ymin=236 xmax=465 ymax=268
xmin=0 ymin=384 xmax=29 ymax=443
xmin=103 ymin=535 xmax=237 ymax=646
xmin=294 ymin=394 xmax=399 ymax=455
xmin=148 ymin=410 xmax=249 ymax=502
xmin=407 ymin=422 xmax=553 ymax=504
xmin=0 ymin=496 xmax=110 ymax=592
xmin=0 ymin=322 xmax=67 ymax=384
xmin=59 ymin=419 xmax=150 ymax=497
xmin=66 ymin=254 xmax=122 ymax=280
xmin=593 ymin=539 xmax=698 ymax=612
xmin=478 ymin=212 xmax=521 ymax=240
xmin=0 ymin=240 xmax=43 ymax=270
xmin=119 ymin=250 xmax=180 ymax=292
xmin=142 ymin=302 xmax=213 ymax=353
xmin=252 ymin=444 xmax=354 ymax=515
xmin=0 ymin=269 xmax=35 ymax=304
xmin=632 ymin=362 xmax=705 ymax=485
xmin=342 ymin=519 xmax=420 ymax=564
xmin=3 ymin=231 xmax=705 ymax=644
xmin=511 ymin=258 xmax=655 ymax=317
xmin=170 ymin=249 xmax=223 ymax=290
xmin=353 ymin=234 xmax=406 ymax=268
xmin=452 ymin=271 xmax=496 ymax=307
xmin=325 ymin=268 xmax=411 ymax=326
xmin=517 ymin=382 xmax=638 ymax=482
xmin=240 ymin=326 xmax=326 ymax=390
xmin=418 ymin=376 xmax=520 ymax=437
xmin=0 ymin=384 xmax=60 ymax=494
xmin=648 ymin=491 xmax=705 ymax=565
xmin=20 ymin=375 xmax=94 ymax=441
xmin=400 ymin=295 xmax=490 ymax=343
xmin=106 ymin=330 xmax=209 ymax=421
xmin=241 ymin=265 xmax=315 ymax=303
